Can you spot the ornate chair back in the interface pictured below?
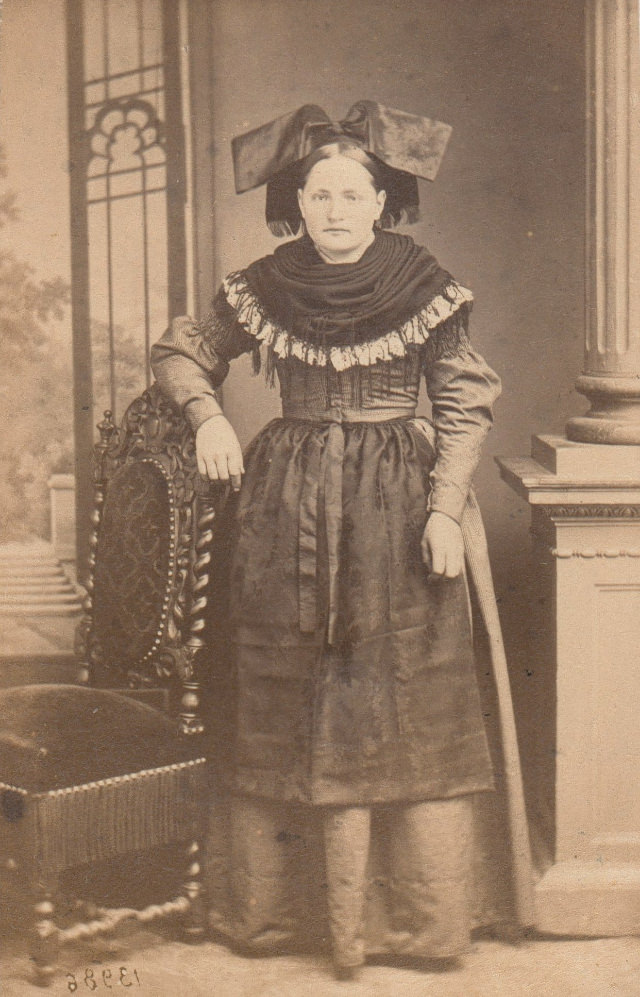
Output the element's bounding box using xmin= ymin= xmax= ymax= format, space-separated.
xmin=77 ymin=383 xmax=222 ymax=730
xmin=0 ymin=385 xmax=223 ymax=986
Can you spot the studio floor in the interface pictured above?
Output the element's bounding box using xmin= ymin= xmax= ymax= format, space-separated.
xmin=1 ymin=603 xmax=639 ymax=995
xmin=1 ymin=924 xmax=639 ymax=996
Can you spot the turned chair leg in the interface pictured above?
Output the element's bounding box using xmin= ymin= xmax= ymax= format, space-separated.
xmin=31 ymin=887 xmax=59 ymax=987
xmin=181 ymin=839 xmax=206 ymax=942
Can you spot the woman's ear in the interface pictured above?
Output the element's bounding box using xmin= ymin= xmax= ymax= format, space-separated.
xmin=376 ymin=189 xmax=387 ymax=219
xmin=297 ymin=188 xmax=305 ymax=219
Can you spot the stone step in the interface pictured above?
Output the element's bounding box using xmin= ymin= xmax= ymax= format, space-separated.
xmin=0 ymin=550 xmax=63 ymax=563
xmin=0 ymin=551 xmax=62 ymax=560
xmin=0 ymin=564 xmax=65 ymax=578
xmin=0 ymin=582 xmax=78 ymax=596
xmin=0 ymin=542 xmax=82 ymax=617
xmin=0 ymin=549 xmax=58 ymax=560
xmin=0 ymin=603 xmax=82 ymax=616
xmin=0 ymin=570 xmax=75 ymax=582
xmin=0 ymin=572 xmax=75 ymax=584
xmin=0 ymin=591 xmax=81 ymax=606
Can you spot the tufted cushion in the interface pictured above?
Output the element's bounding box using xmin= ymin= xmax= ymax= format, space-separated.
xmin=0 ymin=684 xmax=201 ymax=793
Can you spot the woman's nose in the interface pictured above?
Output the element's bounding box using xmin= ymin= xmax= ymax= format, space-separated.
xmin=326 ymin=198 xmax=344 ymax=220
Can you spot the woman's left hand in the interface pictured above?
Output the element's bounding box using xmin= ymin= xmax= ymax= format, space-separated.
xmin=421 ymin=511 xmax=465 ymax=578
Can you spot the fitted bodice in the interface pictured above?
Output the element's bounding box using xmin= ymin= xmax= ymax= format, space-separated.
xmin=150 ymin=289 xmax=501 ymax=524
xmin=276 ymin=352 xmax=422 ymax=421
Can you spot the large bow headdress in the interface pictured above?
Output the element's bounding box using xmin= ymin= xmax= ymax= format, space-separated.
xmin=231 ymin=101 xmax=452 ymax=235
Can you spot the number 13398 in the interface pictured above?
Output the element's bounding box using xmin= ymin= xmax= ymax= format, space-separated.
xmin=66 ymin=967 xmax=141 ymax=990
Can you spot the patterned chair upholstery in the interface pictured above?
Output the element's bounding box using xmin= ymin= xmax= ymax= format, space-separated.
xmin=0 ymin=385 xmax=222 ymax=986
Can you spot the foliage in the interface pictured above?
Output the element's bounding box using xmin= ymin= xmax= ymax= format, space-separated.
xmin=0 ymin=146 xmax=73 ymax=540
xmin=0 ymin=146 xmax=149 ymax=541
xmin=91 ymin=319 xmax=149 ymax=421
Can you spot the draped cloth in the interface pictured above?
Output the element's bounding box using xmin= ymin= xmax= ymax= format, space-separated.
xmin=242 ymin=230 xmax=465 ymax=347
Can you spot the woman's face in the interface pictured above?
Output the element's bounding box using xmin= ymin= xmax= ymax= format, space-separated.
xmin=297 ymin=155 xmax=386 ymax=263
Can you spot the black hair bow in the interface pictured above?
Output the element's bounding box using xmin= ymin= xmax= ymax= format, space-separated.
xmin=232 ymin=100 xmax=452 ymax=194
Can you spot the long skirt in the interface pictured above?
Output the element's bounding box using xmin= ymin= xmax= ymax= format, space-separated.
xmin=203 ymin=415 xmax=518 ymax=962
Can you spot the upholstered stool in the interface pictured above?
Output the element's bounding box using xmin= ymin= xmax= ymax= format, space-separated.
xmin=0 ymin=683 xmax=206 ymax=985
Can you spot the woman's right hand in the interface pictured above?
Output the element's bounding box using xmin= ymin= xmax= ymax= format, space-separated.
xmin=195 ymin=415 xmax=244 ymax=491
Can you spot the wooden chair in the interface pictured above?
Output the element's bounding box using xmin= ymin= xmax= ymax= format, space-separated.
xmin=0 ymin=385 xmax=221 ymax=986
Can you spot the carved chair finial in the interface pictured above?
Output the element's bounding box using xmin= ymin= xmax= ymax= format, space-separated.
xmin=97 ymin=410 xmax=117 ymax=445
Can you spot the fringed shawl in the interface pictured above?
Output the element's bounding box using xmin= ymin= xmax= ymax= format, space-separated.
xmin=214 ymin=231 xmax=472 ymax=377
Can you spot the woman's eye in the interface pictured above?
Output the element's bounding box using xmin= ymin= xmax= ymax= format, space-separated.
xmin=312 ymin=192 xmax=328 ymax=201
xmin=344 ymin=193 xmax=357 ymax=202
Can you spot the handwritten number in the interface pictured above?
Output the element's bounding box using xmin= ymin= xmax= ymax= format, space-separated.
xmin=70 ymin=965 xmax=139 ymax=989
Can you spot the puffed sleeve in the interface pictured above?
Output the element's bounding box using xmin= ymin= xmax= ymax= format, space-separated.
xmin=423 ymin=323 xmax=501 ymax=525
xmin=150 ymin=287 xmax=256 ymax=433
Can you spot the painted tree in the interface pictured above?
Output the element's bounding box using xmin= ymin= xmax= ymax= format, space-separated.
xmin=0 ymin=145 xmax=72 ymax=540
xmin=0 ymin=146 xmax=151 ymax=542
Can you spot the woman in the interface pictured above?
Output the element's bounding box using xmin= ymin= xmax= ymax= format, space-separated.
xmin=152 ymin=102 xmax=533 ymax=979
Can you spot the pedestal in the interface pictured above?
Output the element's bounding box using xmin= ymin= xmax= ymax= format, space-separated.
xmin=48 ymin=474 xmax=76 ymax=565
xmin=498 ymin=435 xmax=640 ymax=935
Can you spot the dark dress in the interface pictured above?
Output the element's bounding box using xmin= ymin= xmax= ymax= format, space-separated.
xmin=220 ymin=362 xmax=494 ymax=806
xmin=151 ymin=262 xmax=527 ymax=966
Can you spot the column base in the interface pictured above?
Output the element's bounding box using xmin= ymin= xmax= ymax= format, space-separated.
xmin=535 ymin=862 xmax=640 ymax=936
xmin=566 ymin=415 xmax=640 ymax=446
xmin=567 ymin=375 xmax=640 ymax=445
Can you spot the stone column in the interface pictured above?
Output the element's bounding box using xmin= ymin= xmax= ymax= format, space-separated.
xmin=567 ymin=0 xmax=640 ymax=443
xmin=497 ymin=0 xmax=640 ymax=935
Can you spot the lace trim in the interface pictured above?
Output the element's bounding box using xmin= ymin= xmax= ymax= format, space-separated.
xmin=222 ymin=272 xmax=473 ymax=371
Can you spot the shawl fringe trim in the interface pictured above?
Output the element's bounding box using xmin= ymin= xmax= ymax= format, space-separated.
xmin=222 ymin=272 xmax=473 ymax=372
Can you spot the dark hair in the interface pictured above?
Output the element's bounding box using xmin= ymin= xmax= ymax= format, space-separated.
xmin=298 ymin=139 xmax=385 ymax=192
xmin=265 ymin=139 xmax=420 ymax=237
